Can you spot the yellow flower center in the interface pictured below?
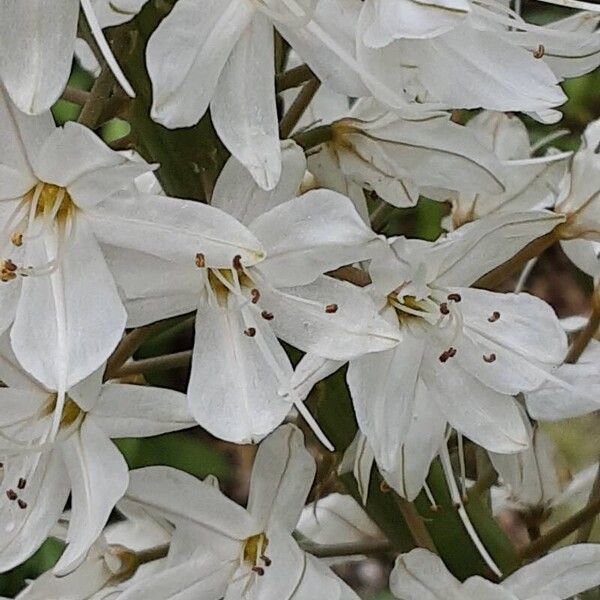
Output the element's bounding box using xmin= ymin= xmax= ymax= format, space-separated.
xmin=41 ymin=394 xmax=84 ymax=430
xmin=243 ymin=532 xmax=269 ymax=569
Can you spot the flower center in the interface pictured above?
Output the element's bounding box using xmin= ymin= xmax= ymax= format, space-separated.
xmin=41 ymin=394 xmax=84 ymax=431
xmin=242 ymin=532 xmax=271 ymax=575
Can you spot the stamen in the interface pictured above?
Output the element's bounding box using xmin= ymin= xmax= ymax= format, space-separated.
xmin=10 ymin=232 xmax=22 ymax=247
xmin=487 ymin=311 xmax=500 ymax=323
xmin=439 ymin=302 xmax=450 ymax=315
xmin=6 ymin=489 xmax=17 ymax=501
xmin=17 ymin=499 xmax=27 ymax=510
xmin=250 ymin=289 xmax=261 ymax=304
xmin=233 ymin=255 xmax=243 ymax=271
xmin=325 ymin=303 xmax=338 ymax=314
xmin=195 ymin=253 xmax=205 ymax=268
xmin=244 ymin=327 xmax=256 ymax=337
xmin=252 ymin=566 xmax=265 ymax=576
xmin=448 ymin=347 xmax=457 ymax=358
xmin=483 ymin=353 xmax=497 ymax=363
xmin=380 ymin=480 xmax=391 ymax=493
xmin=261 ymin=555 xmax=272 ymax=567
xmin=17 ymin=478 xmax=26 ymax=490
xmin=423 ymin=482 xmax=439 ymax=511
xmin=447 ymin=293 xmax=462 ymax=303
xmin=533 ymin=44 xmax=545 ymax=59
xmin=261 ymin=310 xmax=274 ymax=321
xmin=439 ymin=350 xmax=450 ymax=363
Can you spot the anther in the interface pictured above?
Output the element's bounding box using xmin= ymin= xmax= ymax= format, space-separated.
xmin=233 ymin=255 xmax=243 ymax=271
xmin=439 ymin=351 xmax=450 ymax=363
xmin=483 ymin=353 xmax=496 ymax=363
xmin=439 ymin=302 xmax=450 ymax=315
xmin=533 ymin=44 xmax=545 ymax=58
xmin=325 ymin=303 xmax=338 ymax=314
xmin=6 ymin=489 xmax=17 ymax=501
xmin=488 ymin=311 xmax=501 ymax=323
xmin=380 ymin=480 xmax=391 ymax=493
xmin=447 ymin=293 xmax=461 ymax=302
xmin=261 ymin=555 xmax=272 ymax=567
xmin=10 ymin=233 xmax=23 ymax=247
xmin=2 ymin=259 xmax=17 ymax=272
xmin=195 ymin=253 xmax=206 ymax=268
xmin=250 ymin=289 xmax=260 ymax=304
xmin=17 ymin=478 xmax=26 ymax=490
xmin=261 ymin=310 xmax=274 ymax=320
xmin=448 ymin=347 xmax=457 ymax=358
xmin=252 ymin=566 xmax=265 ymax=576
xmin=244 ymin=327 xmax=256 ymax=337
xmin=17 ymin=499 xmax=27 ymax=510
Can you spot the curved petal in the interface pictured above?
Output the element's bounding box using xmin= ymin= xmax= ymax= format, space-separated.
xmin=54 ymin=419 xmax=128 ymax=575
xmin=247 ymin=424 xmax=315 ymax=532
xmin=0 ymin=0 xmax=79 ymax=114
xmin=211 ymin=14 xmax=281 ymax=191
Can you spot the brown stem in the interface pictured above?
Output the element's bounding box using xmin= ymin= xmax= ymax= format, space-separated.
xmin=77 ymin=67 xmax=114 ymax=129
xmin=328 ymin=266 xmax=371 ymax=287
xmin=276 ymin=64 xmax=315 ymax=93
xmin=115 ymin=350 xmax=192 ymax=378
xmin=575 ymin=462 xmax=600 ymax=543
xmin=519 ymin=493 xmax=600 ymax=560
xmin=565 ymin=287 xmax=600 ymax=363
xmin=301 ymin=539 xmax=393 ymax=558
xmin=293 ymin=124 xmax=333 ymax=150
xmin=475 ymin=230 xmax=558 ymax=290
xmin=279 ymin=78 xmax=321 ymax=139
xmin=394 ymin=496 xmax=438 ymax=553
xmin=135 ymin=543 xmax=170 ymax=565
xmin=61 ymin=86 xmax=91 ymax=105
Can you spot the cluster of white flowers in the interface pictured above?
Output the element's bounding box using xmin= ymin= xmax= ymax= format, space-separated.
xmin=0 ymin=0 xmax=600 ymax=598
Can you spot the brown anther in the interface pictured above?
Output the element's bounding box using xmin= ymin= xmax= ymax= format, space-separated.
xmin=487 ymin=311 xmax=501 ymax=323
xmin=17 ymin=478 xmax=26 ymax=490
xmin=439 ymin=302 xmax=450 ymax=315
xmin=194 ymin=253 xmax=206 ymax=268
xmin=250 ymin=289 xmax=260 ymax=304
xmin=380 ymin=480 xmax=391 ymax=493
xmin=483 ymin=353 xmax=497 ymax=363
xmin=3 ymin=259 xmax=17 ymax=272
xmin=6 ymin=489 xmax=17 ymax=501
xmin=439 ymin=351 xmax=450 ymax=363
xmin=325 ymin=303 xmax=338 ymax=314
xmin=17 ymin=499 xmax=27 ymax=509
xmin=233 ymin=255 xmax=243 ymax=271
xmin=244 ymin=327 xmax=256 ymax=337
xmin=252 ymin=566 xmax=265 ymax=576
xmin=261 ymin=310 xmax=274 ymax=321
xmin=261 ymin=555 xmax=272 ymax=567
xmin=533 ymin=44 xmax=545 ymax=59
xmin=447 ymin=293 xmax=461 ymax=302
xmin=448 ymin=347 xmax=457 ymax=358
xmin=10 ymin=232 xmax=23 ymax=247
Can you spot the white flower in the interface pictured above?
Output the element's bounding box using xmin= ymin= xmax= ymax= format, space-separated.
xmin=118 ymin=425 xmax=359 ymax=600
xmin=0 ymin=92 xmax=262 ymax=395
xmin=16 ymin=499 xmax=173 ymax=600
xmin=108 ymin=154 xmax=400 ymax=445
xmin=0 ymin=337 xmax=194 ymax=576
xmin=145 ymin=0 xmax=426 ymax=189
xmin=308 ymin=98 xmax=506 ymax=210
xmin=390 ymin=545 xmax=600 ymax=600
xmin=0 ymin=0 xmax=137 ymax=114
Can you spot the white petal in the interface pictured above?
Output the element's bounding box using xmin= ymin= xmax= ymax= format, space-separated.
xmin=211 ymin=14 xmax=281 ymax=191
xmin=503 ymin=544 xmax=600 ymax=600
xmin=560 ymin=239 xmax=600 ymax=278
xmin=126 ymin=466 xmax=256 ymax=540
xmin=92 ymin=0 xmax=150 ymax=27
xmin=290 ymin=353 xmax=344 ymax=402
xmin=0 ymin=451 xmax=70 ymax=572
xmin=347 ymin=337 xmax=424 ymax=472
xmin=0 ymin=0 xmax=79 ymax=114
xmin=212 ymin=140 xmax=306 ymax=225
xmin=251 ymin=190 xmax=383 ymax=287
xmin=389 ymin=549 xmax=464 ymax=600
xmin=247 ymin=424 xmax=315 ymax=532
xmin=35 ymin=122 xmax=152 ymax=209
xmin=146 ymin=0 xmax=254 ymax=128
xmin=89 ymin=193 xmax=265 ymax=267
xmin=461 ymin=577 xmax=516 ymax=600
xmin=55 ymin=419 xmax=128 ymax=575
xmin=11 ymin=217 xmax=126 ymax=390
xmin=187 ymin=296 xmax=293 ymax=444
xmin=90 ymin=383 xmax=194 ymax=437
xmin=260 ymin=276 xmax=400 ymax=360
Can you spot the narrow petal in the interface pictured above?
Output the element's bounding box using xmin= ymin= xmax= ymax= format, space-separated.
xmin=212 ymin=140 xmax=306 ymax=225
xmin=211 ymin=14 xmax=281 ymax=191
xmin=90 ymin=383 xmax=194 ymax=437
xmin=89 ymin=193 xmax=265 ymax=267
xmin=54 ymin=419 xmax=128 ymax=575
xmin=247 ymin=424 xmax=315 ymax=532
xmin=187 ymin=297 xmax=292 ymax=444
xmin=0 ymin=0 xmax=79 ymax=114
xmin=251 ymin=190 xmax=383 ymax=287
xmin=146 ymin=0 xmax=253 ymax=127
